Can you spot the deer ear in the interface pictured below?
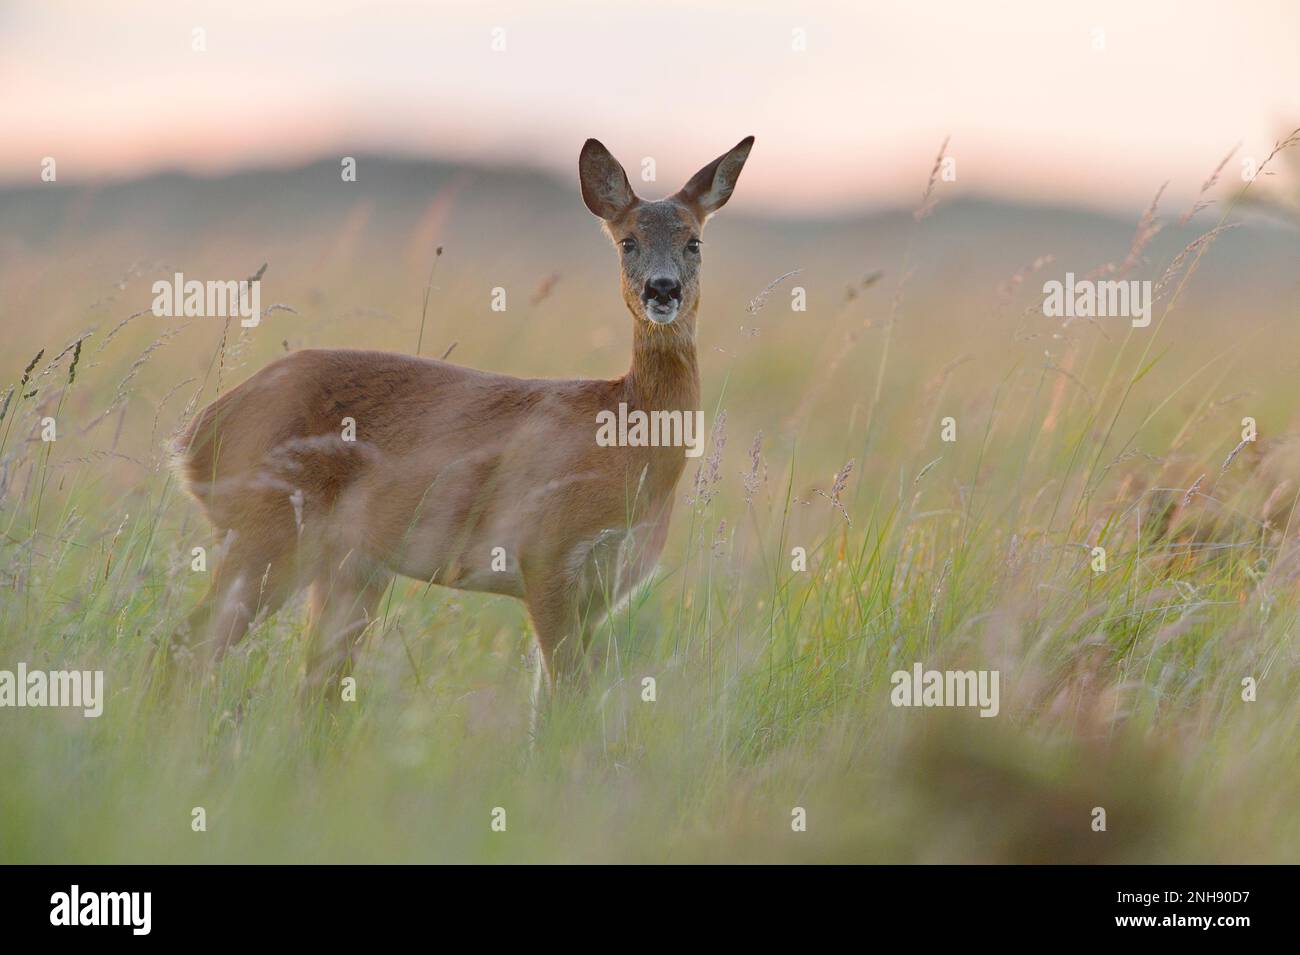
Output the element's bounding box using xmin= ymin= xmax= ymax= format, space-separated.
xmin=675 ymin=136 xmax=754 ymax=220
xmin=579 ymin=139 xmax=637 ymax=221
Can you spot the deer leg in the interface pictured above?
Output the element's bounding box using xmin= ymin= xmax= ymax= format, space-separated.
xmin=303 ymin=555 xmax=391 ymax=701
xmin=523 ymin=585 xmax=580 ymax=736
xmin=571 ymin=529 xmax=634 ymax=679
xmin=530 ymin=579 xmax=601 ymax=683
xmin=189 ymin=534 xmax=295 ymax=668
xmin=525 ymin=559 xmax=621 ymax=738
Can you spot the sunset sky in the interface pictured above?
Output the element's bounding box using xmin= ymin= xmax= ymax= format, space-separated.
xmin=3 ymin=0 xmax=1297 ymax=214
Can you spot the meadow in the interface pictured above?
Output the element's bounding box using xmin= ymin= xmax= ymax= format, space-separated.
xmin=1 ymin=148 xmax=1297 ymax=863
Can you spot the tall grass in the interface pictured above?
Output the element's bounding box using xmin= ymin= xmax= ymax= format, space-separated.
xmin=0 ymin=153 xmax=1297 ymax=862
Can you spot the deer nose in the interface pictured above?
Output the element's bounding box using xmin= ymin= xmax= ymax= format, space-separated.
xmin=644 ymin=276 xmax=682 ymax=304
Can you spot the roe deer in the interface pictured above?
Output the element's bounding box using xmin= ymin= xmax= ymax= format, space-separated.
xmin=174 ymin=136 xmax=754 ymax=714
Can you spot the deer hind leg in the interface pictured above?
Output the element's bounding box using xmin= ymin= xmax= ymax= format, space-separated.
xmin=187 ymin=529 xmax=297 ymax=668
xmin=302 ymin=551 xmax=392 ymax=700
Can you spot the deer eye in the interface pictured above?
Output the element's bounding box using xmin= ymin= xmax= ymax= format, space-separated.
xmin=619 ymin=237 xmax=637 ymax=253
xmin=686 ymin=238 xmax=702 ymax=254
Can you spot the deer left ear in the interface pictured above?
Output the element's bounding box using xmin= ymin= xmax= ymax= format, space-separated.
xmin=674 ymin=136 xmax=755 ymax=220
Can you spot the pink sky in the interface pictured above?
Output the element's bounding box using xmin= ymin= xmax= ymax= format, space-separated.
xmin=3 ymin=0 xmax=1297 ymax=214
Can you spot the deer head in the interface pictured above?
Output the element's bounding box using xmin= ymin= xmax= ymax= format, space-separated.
xmin=579 ymin=136 xmax=754 ymax=330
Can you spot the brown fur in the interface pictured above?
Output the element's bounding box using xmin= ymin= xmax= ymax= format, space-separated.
xmin=174 ymin=137 xmax=754 ymax=714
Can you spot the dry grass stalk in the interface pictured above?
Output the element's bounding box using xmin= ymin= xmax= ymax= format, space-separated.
xmin=914 ymin=136 xmax=950 ymax=222
xmin=1178 ymin=143 xmax=1239 ymax=225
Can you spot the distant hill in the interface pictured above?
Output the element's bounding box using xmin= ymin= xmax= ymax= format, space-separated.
xmin=3 ymin=155 xmax=1297 ymax=313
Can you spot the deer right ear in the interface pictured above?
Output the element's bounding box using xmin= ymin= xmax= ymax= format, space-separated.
xmin=579 ymin=139 xmax=637 ymax=221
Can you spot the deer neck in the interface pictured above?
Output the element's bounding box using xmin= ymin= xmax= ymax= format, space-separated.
xmin=615 ymin=305 xmax=701 ymax=507
xmin=623 ymin=307 xmax=701 ymax=413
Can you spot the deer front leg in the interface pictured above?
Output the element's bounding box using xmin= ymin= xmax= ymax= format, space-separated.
xmin=522 ymin=525 xmax=636 ymax=738
xmin=524 ymin=575 xmax=600 ymax=740
xmin=526 ymin=584 xmax=590 ymax=690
